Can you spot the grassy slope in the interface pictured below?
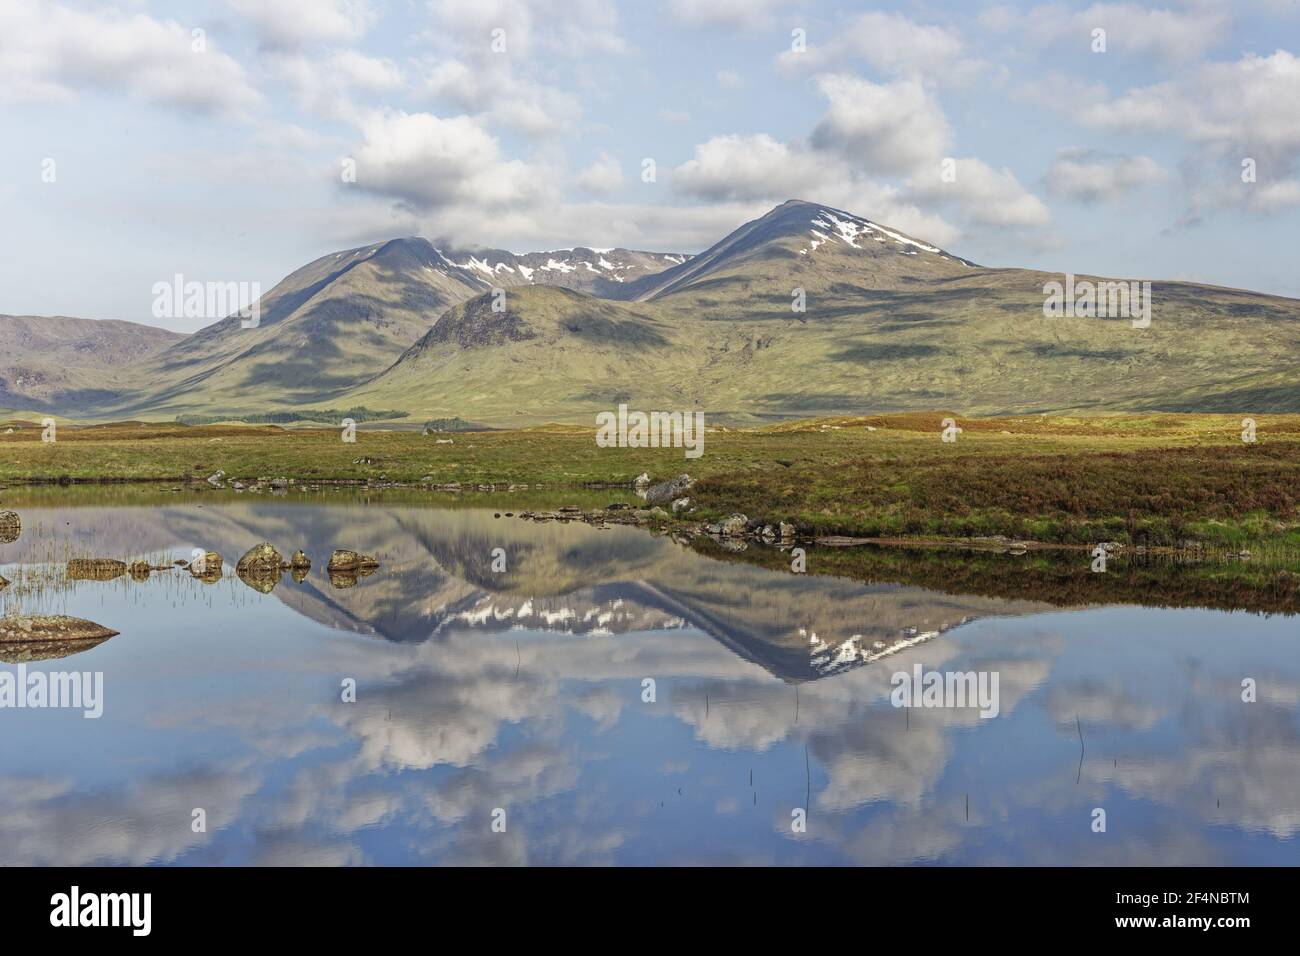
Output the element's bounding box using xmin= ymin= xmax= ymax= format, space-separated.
xmin=3 ymin=412 xmax=1299 ymax=550
xmin=331 ymin=244 xmax=1300 ymax=427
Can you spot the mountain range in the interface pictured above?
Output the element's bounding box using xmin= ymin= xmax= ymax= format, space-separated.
xmin=5 ymin=199 xmax=1300 ymax=424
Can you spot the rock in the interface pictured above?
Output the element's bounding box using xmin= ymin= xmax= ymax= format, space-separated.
xmin=128 ymin=560 xmax=152 ymax=581
xmin=327 ymin=549 xmax=380 ymax=573
xmin=269 ymin=477 xmax=289 ymax=489
xmin=634 ymin=473 xmax=650 ymax=488
xmin=67 ymin=558 xmax=128 ymax=581
xmin=761 ymin=525 xmax=777 ymax=541
xmin=289 ymin=550 xmax=311 ymax=569
xmin=671 ymin=497 xmax=691 ymax=513
xmin=558 ymin=505 xmax=580 ymax=513
xmin=0 ymin=510 xmax=21 ymax=544
xmin=236 ymin=543 xmax=283 ymax=572
xmin=189 ymin=551 xmax=223 ymax=584
xmin=0 ymin=574 xmax=8 ymax=590
xmin=0 ymin=615 xmax=119 ymax=663
xmin=779 ymin=522 xmax=796 ymax=541
xmin=719 ymin=514 xmax=749 ymax=536
xmin=206 ymin=470 xmax=225 ymax=488
xmin=605 ymin=502 xmax=630 ymax=511
xmin=644 ymin=474 xmax=694 ymax=505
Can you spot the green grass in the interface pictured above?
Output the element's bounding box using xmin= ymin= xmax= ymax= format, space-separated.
xmin=3 ymin=411 xmax=1300 ymax=551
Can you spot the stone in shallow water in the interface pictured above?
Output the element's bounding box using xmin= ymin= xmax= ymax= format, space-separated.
xmin=236 ymin=542 xmax=283 ymax=572
xmin=0 ymin=615 xmax=119 ymax=663
xmin=327 ymin=549 xmax=380 ymax=573
xmin=67 ymin=558 xmax=128 ymax=581
xmin=0 ymin=510 xmax=21 ymax=544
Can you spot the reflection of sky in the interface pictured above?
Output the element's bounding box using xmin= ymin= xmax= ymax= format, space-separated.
xmin=1 ymin=506 xmax=1299 ymax=865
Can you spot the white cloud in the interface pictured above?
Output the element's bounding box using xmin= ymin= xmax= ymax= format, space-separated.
xmin=666 ymin=0 xmax=785 ymax=29
xmin=777 ymin=11 xmax=978 ymax=81
xmin=910 ymin=158 xmax=1052 ymax=229
xmin=673 ymin=134 xmax=830 ymax=202
xmin=1019 ymin=2 xmax=1229 ymax=61
xmin=1046 ymin=148 xmax=1167 ymax=202
xmin=425 ymin=0 xmax=625 ymax=58
xmin=228 ymin=0 xmax=376 ymax=48
xmin=716 ymin=70 xmax=744 ymax=89
xmin=810 ymin=74 xmax=952 ymax=176
xmin=0 ymin=0 xmax=260 ymax=115
xmin=1080 ymin=50 xmax=1300 ymax=214
xmin=331 ymin=51 xmax=403 ymax=92
xmin=350 ymin=110 xmax=549 ymax=213
xmin=576 ymin=152 xmax=623 ymax=195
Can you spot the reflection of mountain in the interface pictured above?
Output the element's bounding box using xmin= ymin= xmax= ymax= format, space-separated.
xmin=3 ymin=498 xmax=1050 ymax=681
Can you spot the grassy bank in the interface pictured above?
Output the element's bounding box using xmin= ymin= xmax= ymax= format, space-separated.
xmin=3 ymin=412 xmax=1299 ymax=550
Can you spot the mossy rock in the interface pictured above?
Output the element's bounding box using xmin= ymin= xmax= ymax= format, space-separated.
xmin=236 ymin=543 xmax=283 ymax=572
xmin=67 ymin=558 xmax=128 ymax=581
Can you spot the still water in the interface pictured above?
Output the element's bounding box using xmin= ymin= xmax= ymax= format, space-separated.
xmin=0 ymin=488 xmax=1297 ymax=865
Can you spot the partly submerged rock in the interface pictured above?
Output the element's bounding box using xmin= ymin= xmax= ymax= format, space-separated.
xmin=644 ymin=474 xmax=694 ymax=505
xmin=0 ymin=615 xmax=118 ymax=663
xmin=236 ymin=542 xmax=283 ymax=572
xmin=127 ymin=560 xmax=152 ymax=582
xmin=0 ymin=573 xmax=8 ymax=590
xmin=719 ymin=514 xmax=749 ymax=536
xmin=327 ymin=549 xmax=380 ymax=573
xmin=0 ymin=510 xmax=20 ymax=544
xmin=285 ymin=550 xmax=311 ymax=583
xmin=67 ymin=558 xmax=128 ymax=581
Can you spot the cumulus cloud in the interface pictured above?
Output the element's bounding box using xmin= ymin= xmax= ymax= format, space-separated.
xmin=674 ymin=133 xmax=835 ymax=202
xmin=810 ymin=74 xmax=952 ymax=176
xmin=777 ymin=11 xmax=979 ymax=81
xmin=349 ymin=109 xmax=549 ymax=213
xmin=417 ymin=55 xmax=581 ymax=136
xmin=576 ymin=152 xmax=624 ymax=195
xmin=1019 ymin=1 xmax=1229 ymax=61
xmin=331 ymin=50 xmax=404 ymax=92
xmin=1081 ymin=50 xmax=1300 ymax=213
xmin=667 ymin=0 xmax=785 ymax=29
xmin=0 ymin=0 xmax=260 ymax=115
xmin=425 ymin=0 xmax=625 ymax=58
xmin=909 ymin=157 xmax=1051 ymax=230
xmin=1046 ymin=148 xmax=1167 ymax=202
xmin=228 ymin=0 xmax=376 ymax=48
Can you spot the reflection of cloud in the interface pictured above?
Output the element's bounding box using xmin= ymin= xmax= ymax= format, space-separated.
xmin=1045 ymin=678 xmax=1164 ymax=731
xmin=0 ymin=767 xmax=259 ymax=865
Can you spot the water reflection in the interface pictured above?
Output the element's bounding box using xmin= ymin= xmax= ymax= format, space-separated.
xmin=0 ymin=490 xmax=1296 ymax=864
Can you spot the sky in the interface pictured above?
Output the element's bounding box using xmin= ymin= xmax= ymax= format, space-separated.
xmin=1 ymin=0 xmax=1299 ymax=332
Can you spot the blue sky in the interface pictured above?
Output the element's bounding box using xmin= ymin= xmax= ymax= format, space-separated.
xmin=1 ymin=0 xmax=1298 ymax=331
